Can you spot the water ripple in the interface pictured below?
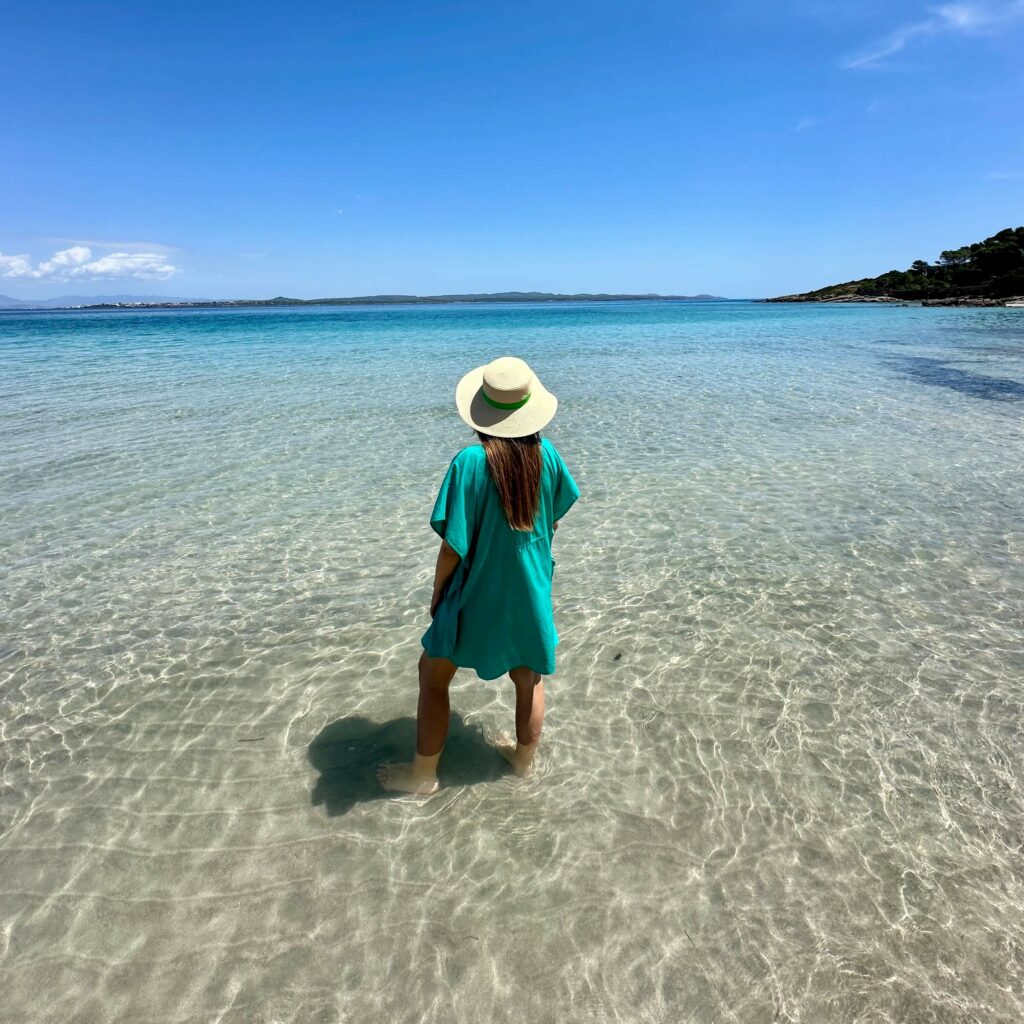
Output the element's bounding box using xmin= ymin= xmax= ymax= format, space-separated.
xmin=1 ymin=303 xmax=1023 ymax=1023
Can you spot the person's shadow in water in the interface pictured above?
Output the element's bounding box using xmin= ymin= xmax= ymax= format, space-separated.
xmin=308 ymin=713 xmax=508 ymax=816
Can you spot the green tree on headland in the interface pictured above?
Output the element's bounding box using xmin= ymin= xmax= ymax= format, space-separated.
xmin=771 ymin=226 xmax=1024 ymax=302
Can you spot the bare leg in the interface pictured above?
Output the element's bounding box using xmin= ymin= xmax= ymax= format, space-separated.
xmin=377 ymin=652 xmax=457 ymax=794
xmin=496 ymin=667 xmax=544 ymax=776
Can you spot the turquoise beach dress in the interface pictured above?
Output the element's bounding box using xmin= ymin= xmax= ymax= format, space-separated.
xmin=421 ymin=438 xmax=580 ymax=680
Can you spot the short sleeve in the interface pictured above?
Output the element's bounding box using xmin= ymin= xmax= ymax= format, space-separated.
xmin=552 ymin=449 xmax=580 ymax=522
xmin=429 ymin=452 xmax=476 ymax=558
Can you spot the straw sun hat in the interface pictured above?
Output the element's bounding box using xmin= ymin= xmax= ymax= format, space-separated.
xmin=456 ymin=356 xmax=558 ymax=438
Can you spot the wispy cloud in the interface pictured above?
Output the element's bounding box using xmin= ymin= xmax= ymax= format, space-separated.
xmin=0 ymin=245 xmax=180 ymax=281
xmin=842 ymin=1 xmax=1024 ymax=69
xmin=39 ymin=237 xmax=179 ymax=253
xmin=790 ymin=112 xmax=835 ymax=132
xmin=842 ymin=19 xmax=932 ymax=67
xmin=987 ymin=169 xmax=1024 ymax=179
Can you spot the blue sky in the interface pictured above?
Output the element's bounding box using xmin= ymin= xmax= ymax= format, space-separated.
xmin=2 ymin=0 xmax=1022 ymax=299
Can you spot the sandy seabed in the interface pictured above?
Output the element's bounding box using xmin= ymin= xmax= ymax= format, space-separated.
xmin=2 ymin=301 xmax=1023 ymax=1023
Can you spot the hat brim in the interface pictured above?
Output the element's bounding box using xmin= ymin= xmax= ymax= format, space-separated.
xmin=455 ymin=365 xmax=558 ymax=438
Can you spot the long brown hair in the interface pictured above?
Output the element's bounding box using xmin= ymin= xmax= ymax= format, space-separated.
xmin=477 ymin=431 xmax=541 ymax=531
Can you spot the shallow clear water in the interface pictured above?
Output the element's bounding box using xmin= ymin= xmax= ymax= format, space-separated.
xmin=2 ymin=301 xmax=1023 ymax=1024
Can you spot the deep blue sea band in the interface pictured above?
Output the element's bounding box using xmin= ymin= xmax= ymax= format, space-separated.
xmin=482 ymin=391 xmax=531 ymax=410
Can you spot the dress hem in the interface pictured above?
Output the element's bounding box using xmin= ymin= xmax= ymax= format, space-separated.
xmin=419 ymin=641 xmax=553 ymax=681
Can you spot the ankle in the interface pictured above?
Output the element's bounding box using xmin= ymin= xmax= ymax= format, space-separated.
xmin=514 ymin=740 xmax=538 ymax=762
xmin=411 ymin=751 xmax=441 ymax=779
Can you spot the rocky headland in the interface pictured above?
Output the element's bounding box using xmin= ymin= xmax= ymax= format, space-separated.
xmin=766 ymin=227 xmax=1024 ymax=306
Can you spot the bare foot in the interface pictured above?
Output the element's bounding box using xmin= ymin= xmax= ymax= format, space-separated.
xmin=493 ymin=732 xmax=537 ymax=777
xmin=376 ymin=763 xmax=439 ymax=795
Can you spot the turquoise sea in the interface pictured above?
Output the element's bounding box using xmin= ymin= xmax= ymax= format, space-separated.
xmin=2 ymin=300 xmax=1023 ymax=1023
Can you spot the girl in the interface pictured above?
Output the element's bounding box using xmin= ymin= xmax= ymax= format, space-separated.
xmin=378 ymin=356 xmax=580 ymax=795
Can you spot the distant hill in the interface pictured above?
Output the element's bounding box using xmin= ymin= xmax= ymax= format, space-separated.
xmin=0 ymin=293 xmax=204 ymax=309
xmin=766 ymin=227 xmax=1024 ymax=305
xmin=74 ymin=291 xmax=728 ymax=310
xmin=1 ymin=290 xmax=727 ymax=311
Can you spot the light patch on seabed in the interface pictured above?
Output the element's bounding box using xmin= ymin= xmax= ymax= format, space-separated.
xmin=1 ymin=302 xmax=1023 ymax=1023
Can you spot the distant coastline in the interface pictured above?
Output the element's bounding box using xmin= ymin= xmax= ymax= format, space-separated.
xmin=1 ymin=290 xmax=728 ymax=312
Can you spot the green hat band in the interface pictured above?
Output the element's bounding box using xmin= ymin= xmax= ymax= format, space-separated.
xmin=482 ymin=390 xmax=531 ymax=411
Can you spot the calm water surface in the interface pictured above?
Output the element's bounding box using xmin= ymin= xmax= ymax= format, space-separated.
xmin=2 ymin=301 xmax=1023 ymax=1023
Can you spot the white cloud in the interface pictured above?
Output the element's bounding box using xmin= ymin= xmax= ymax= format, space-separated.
xmin=842 ymin=1 xmax=1024 ymax=68
xmin=0 ymin=246 xmax=180 ymax=281
xmin=0 ymin=253 xmax=34 ymax=277
xmin=36 ymin=246 xmax=92 ymax=276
